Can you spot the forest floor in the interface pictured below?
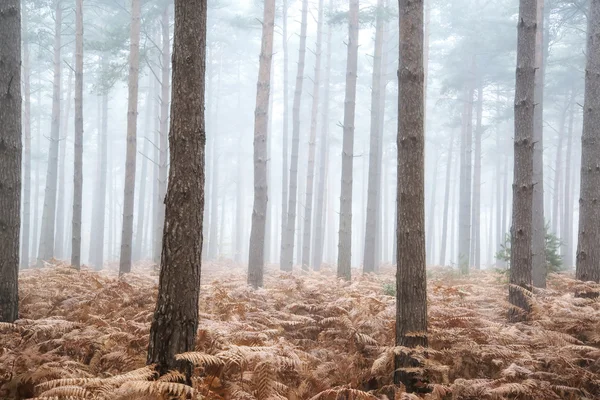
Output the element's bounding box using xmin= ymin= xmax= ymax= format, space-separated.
xmin=1 ymin=261 xmax=599 ymax=400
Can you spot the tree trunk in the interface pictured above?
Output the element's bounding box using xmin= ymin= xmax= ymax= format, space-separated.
xmin=154 ymin=3 xmax=171 ymax=264
xmin=439 ymin=131 xmax=455 ymax=266
xmin=147 ymin=0 xmax=206 ymax=375
xmin=71 ymin=0 xmax=84 ymax=270
xmin=394 ymin=0 xmax=427 ymax=390
xmin=576 ymin=0 xmax=600 ymax=284
xmin=562 ymin=95 xmax=575 ymax=267
xmin=280 ymin=0 xmax=290 ymax=266
xmin=248 ymin=0 xmax=276 ymax=288
xmin=509 ymin=0 xmax=536 ymax=322
xmin=301 ymin=0 xmax=324 ymax=271
xmin=495 ymin=87 xmax=504 ymax=266
xmin=552 ymin=98 xmax=569 ymax=236
xmin=37 ymin=1 xmax=62 ymax=267
xmin=32 ymin=77 xmax=41 ymax=262
xmin=470 ymin=78 xmax=483 ymax=270
xmin=21 ymin=5 xmax=31 ymax=269
xmin=119 ymin=0 xmax=142 ymax=275
xmin=0 ymin=0 xmax=21 ymax=322
xmin=337 ymin=0 xmax=359 ymax=281
xmin=280 ymin=0 xmax=308 ymax=271
xmin=363 ymin=0 xmax=385 ymax=273
xmin=532 ymin=0 xmax=547 ymax=288
xmin=426 ymin=149 xmax=438 ymax=264
xmin=207 ymin=59 xmax=222 ymax=260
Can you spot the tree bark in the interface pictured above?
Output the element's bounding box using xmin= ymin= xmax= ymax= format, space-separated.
xmin=71 ymin=0 xmax=84 ymax=270
xmin=37 ymin=1 xmax=62 ymax=267
xmin=280 ymin=0 xmax=290 ymax=267
xmin=0 ymin=0 xmax=21 ymax=322
xmin=119 ymin=0 xmax=142 ymax=275
xmin=576 ymin=0 xmax=600 ymax=284
xmin=337 ymin=0 xmax=359 ymax=281
xmin=470 ymin=77 xmax=483 ymax=270
xmin=439 ymin=131 xmax=455 ymax=266
xmin=280 ymin=0 xmax=308 ymax=271
xmin=426 ymin=149 xmax=438 ymax=264
xmin=147 ymin=0 xmax=206 ymax=375
xmin=21 ymin=5 xmax=31 ymax=269
xmin=562 ymin=94 xmax=575 ymax=267
xmin=248 ymin=0 xmax=275 ymax=288
xmin=509 ymin=0 xmax=536 ymax=322
xmin=394 ymin=0 xmax=428 ymax=390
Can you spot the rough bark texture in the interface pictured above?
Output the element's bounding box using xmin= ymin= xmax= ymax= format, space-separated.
xmin=394 ymin=0 xmax=428 ymax=390
xmin=280 ymin=0 xmax=308 ymax=272
xmin=37 ymin=1 xmax=62 ymax=267
xmin=301 ymin=0 xmax=324 ymax=271
xmin=363 ymin=0 xmax=385 ymax=274
xmin=71 ymin=0 xmax=84 ymax=270
xmin=532 ymin=0 xmax=547 ymax=288
xmin=147 ymin=0 xmax=206 ymax=375
xmin=0 ymin=0 xmax=21 ymax=322
xmin=337 ymin=0 xmax=359 ymax=281
xmin=119 ymin=0 xmax=141 ymax=275
xmin=248 ymin=0 xmax=275 ymax=289
xmin=576 ymin=0 xmax=600 ymax=285
xmin=509 ymin=0 xmax=536 ymax=323
xmin=21 ymin=5 xmax=31 ymax=269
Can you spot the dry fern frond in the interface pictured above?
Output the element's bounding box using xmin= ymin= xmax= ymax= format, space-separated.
xmin=309 ymin=387 xmax=379 ymax=400
xmin=120 ymin=380 xmax=196 ymax=397
xmin=175 ymin=351 xmax=224 ymax=368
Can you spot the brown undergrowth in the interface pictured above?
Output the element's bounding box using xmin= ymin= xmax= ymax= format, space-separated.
xmin=0 ymin=261 xmax=599 ymax=399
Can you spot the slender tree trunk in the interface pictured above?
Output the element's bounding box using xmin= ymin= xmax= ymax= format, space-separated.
xmin=470 ymin=78 xmax=483 ymax=270
xmin=562 ymin=95 xmax=575 ymax=267
xmin=363 ymin=0 xmax=385 ymax=273
xmin=439 ymin=131 xmax=455 ymax=266
xmin=71 ymin=0 xmax=84 ymax=270
xmin=21 ymin=7 xmax=31 ymax=269
xmin=90 ymin=89 xmax=108 ymax=270
xmin=495 ymin=87 xmax=504 ymax=265
xmin=37 ymin=1 xmax=62 ymax=267
xmin=532 ymin=0 xmax=546 ymax=288
xmin=32 ymin=79 xmax=41 ymax=262
xmin=576 ymin=0 xmax=600 ymax=285
xmin=280 ymin=0 xmax=290 ymax=264
xmin=208 ymin=59 xmax=222 ymax=260
xmin=119 ymin=0 xmax=142 ymax=275
xmin=248 ymin=0 xmax=276 ymax=287
xmin=147 ymin=0 xmax=206 ymax=375
xmin=301 ymin=0 xmax=324 ymax=271
xmin=509 ymin=0 xmax=536 ymax=322
xmin=337 ymin=0 xmax=359 ymax=280
xmin=426 ymin=150 xmax=438 ymax=264
xmin=394 ymin=0 xmax=427 ymax=390
xmin=0 ymin=0 xmax=21 ymax=322
xmin=502 ymin=151 xmax=509 ymax=257
xmin=280 ymin=0 xmax=308 ymax=271
xmin=552 ymin=99 xmax=568 ymax=236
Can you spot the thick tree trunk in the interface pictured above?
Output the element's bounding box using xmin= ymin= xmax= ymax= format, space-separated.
xmin=21 ymin=7 xmax=31 ymax=269
xmin=0 ymin=0 xmax=21 ymax=322
xmin=301 ymin=0 xmax=324 ymax=271
xmin=439 ymin=131 xmax=455 ymax=266
xmin=509 ymin=0 xmax=536 ymax=322
xmin=280 ymin=0 xmax=308 ymax=271
xmin=147 ymin=0 xmax=206 ymax=375
xmin=470 ymin=78 xmax=483 ymax=270
xmin=248 ymin=0 xmax=275 ymax=288
xmin=394 ymin=0 xmax=427 ymax=390
xmin=37 ymin=1 xmax=62 ymax=267
xmin=363 ymin=0 xmax=385 ymax=273
xmin=119 ymin=0 xmax=142 ymax=275
xmin=337 ymin=0 xmax=359 ymax=281
xmin=71 ymin=0 xmax=84 ymax=270
xmin=562 ymin=97 xmax=575 ymax=267
xmin=280 ymin=0 xmax=290 ymax=265
xmin=576 ymin=0 xmax=600 ymax=284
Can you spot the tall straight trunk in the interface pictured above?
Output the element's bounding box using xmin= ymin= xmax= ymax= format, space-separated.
xmin=119 ymin=0 xmax=142 ymax=275
xmin=487 ymin=195 xmax=494 ymax=265
xmin=552 ymin=99 xmax=569 ymax=236
xmin=532 ymin=0 xmax=547 ymax=288
xmin=280 ymin=0 xmax=290 ymax=260
xmin=248 ymin=0 xmax=276 ymax=287
xmin=458 ymin=63 xmax=474 ymax=274
xmin=56 ymin=63 xmax=73 ymax=259
xmin=576 ymin=0 xmax=600 ymax=284
xmin=439 ymin=131 xmax=454 ymax=266
xmin=265 ymin=65 xmax=274 ymax=263
xmin=37 ymin=1 xmax=62 ymax=267
xmin=154 ymin=4 xmax=171 ymax=264
xmin=562 ymin=96 xmax=575 ymax=267
xmin=509 ymin=0 xmax=536 ymax=322
xmin=337 ymin=0 xmax=359 ymax=280
xmin=152 ymin=63 xmax=160 ymax=264
xmin=0 ymin=0 xmax=21 ymax=322
xmin=395 ymin=0 xmax=427 ymax=390
xmin=147 ymin=0 xmax=206 ymax=375
xmin=426 ymin=150 xmax=438 ymax=264
xmin=383 ymin=157 xmax=389 ymax=262
xmin=32 ymin=79 xmax=41 ymax=262
xmin=21 ymin=7 xmax=31 ymax=269
xmin=296 ymin=172 xmax=304 ymax=265
xmin=363 ymin=0 xmax=385 ymax=273
xmin=208 ymin=59 xmax=222 ymax=260
xmin=471 ymin=78 xmax=483 ymax=270
xmin=235 ymin=141 xmax=244 ymax=262
xmin=90 ymin=90 xmax=108 ymax=269
xmin=312 ymin=0 xmax=333 ymax=271
xmin=301 ymin=0 xmax=324 ymax=271
xmin=280 ymin=0 xmax=308 ymax=271
xmin=450 ymin=156 xmax=459 ymax=263
xmin=502 ymin=151 xmax=509 ymax=253
xmin=495 ymin=87 xmax=504 ymax=264
xmin=71 ymin=0 xmax=84 ymax=270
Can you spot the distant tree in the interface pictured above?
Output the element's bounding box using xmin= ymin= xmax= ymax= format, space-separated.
xmin=576 ymin=0 xmax=600 ymax=285
xmin=0 ymin=0 xmax=22 ymax=322
xmin=21 ymin=3 xmax=32 ymax=269
xmin=394 ymin=0 xmax=428 ymax=391
xmin=509 ymin=0 xmax=536 ymax=322
xmin=147 ymin=0 xmax=206 ymax=375
xmin=248 ymin=0 xmax=276 ymax=289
